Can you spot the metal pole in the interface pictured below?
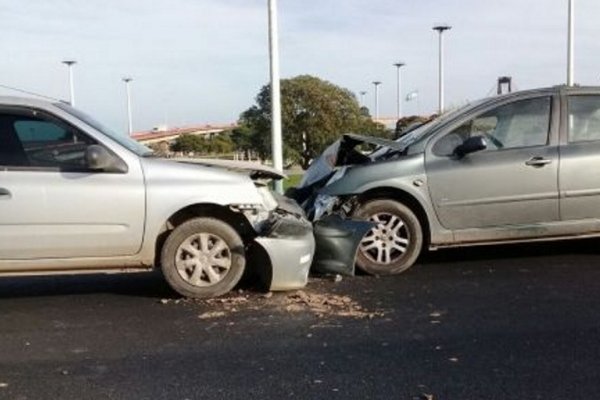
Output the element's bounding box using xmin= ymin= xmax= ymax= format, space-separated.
xmin=62 ymin=60 xmax=76 ymax=106
xmin=439 ymin=32 xmax=444 ymax=112
xmin=359 ymin=91 xmax=367 ymax=107
xmin=372 ymin=81 xmax=381 ymax=120
xmin=393 ymin=63 xmax=405 ymax=120
xmin=268 ymin=0 xmax=284 ymax=193
xmin=123 ymin=78 xmax=133 ymax=136
xmin=433 ymin=25 xmax=451 ymax=113
xmin=567 ymin=0 xmax=575 ymax=86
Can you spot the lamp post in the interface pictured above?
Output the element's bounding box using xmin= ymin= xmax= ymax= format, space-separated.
xmin=268 ymin=0 xmax=284 ymax=193
xmin=123 ymin=77 xmax=133 ymax=136
xmin=359 ymin=91 xmax=367 ymax=107
xmin=62 ymin=60 xmax=77 ymax=106
xmin=393 ymin=62 xmax=406 ymax=120
xmin=433 ymin=25 xmax=452 ymax=113
xmin=372 ymin=81 xmax=382 ymax=120
xmin=567 ymin=0 xmax=575 ymax=86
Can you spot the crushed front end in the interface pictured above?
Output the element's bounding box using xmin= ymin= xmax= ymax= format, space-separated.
xmin=239 ymin=186 xmax=315 ymax=291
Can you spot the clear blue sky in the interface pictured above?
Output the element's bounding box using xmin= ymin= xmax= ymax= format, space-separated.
xmin=0 ymin=0 xmax=598 ymax=133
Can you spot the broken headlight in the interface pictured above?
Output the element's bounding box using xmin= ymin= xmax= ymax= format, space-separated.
xmin=313 ymin=194 xmax=338 ymax=221
xmin=255 ymin=184 xmax=278 ymax=211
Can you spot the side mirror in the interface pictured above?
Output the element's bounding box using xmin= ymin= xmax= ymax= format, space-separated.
xmin=454 ymin=136 xmax=487 ymax=158
xmin=85 ymin=145 xmax=127 ymax=172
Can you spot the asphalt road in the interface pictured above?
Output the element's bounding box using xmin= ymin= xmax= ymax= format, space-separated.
xmin=1 ymin=239 xmax=600 ymax=400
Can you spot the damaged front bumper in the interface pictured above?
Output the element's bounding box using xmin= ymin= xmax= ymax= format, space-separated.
xmin=312 ymin=215 xmax=373 ymax=276
xmin=250 ymin=199 xmax=315 ymax=291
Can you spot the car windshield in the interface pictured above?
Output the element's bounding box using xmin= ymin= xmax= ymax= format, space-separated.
xmin=55 ymin=102 xmax=154 ymax=157
xmin=369 ymin=99 xmax=489 ymax=160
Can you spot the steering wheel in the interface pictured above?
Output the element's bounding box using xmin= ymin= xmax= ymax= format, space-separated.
xmin=482 ymin=132 xmax=503 ymax=149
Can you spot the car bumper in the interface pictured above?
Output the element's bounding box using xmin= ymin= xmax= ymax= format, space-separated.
xmin=312 ymin=215 xmax=374 ymax=276
xmin=252 ymin=207 xmax=315 ymax=291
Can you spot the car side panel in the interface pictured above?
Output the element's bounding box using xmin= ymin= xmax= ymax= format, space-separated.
xmin=319 ymin=154 xmax=454 ymax=245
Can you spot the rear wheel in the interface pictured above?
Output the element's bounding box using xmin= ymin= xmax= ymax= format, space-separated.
xmin=353 ymin=199 xmax=423 ymax=275
xmin=161 ymin=217 xmax=246 ymax=298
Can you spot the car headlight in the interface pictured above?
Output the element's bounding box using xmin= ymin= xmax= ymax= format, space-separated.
xmin=313 ymin=194 xmax=338 ymax=221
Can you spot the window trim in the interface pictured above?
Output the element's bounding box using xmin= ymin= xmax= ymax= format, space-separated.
xmin=429 ymin=94 xmax=556 ymax=158
xmin=565 ymin=94 xmax=600 ymax=144
xmin=0 ymin=106 xmax=128 ymax=174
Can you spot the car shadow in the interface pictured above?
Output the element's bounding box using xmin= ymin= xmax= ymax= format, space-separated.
xmin=0 ymin=270 xmax=175 ymax=300
xmin=0 ymin=269 xmax=270 ymax=300
xmin=419 ymin=237 xmax=600 ymax=264
xmin=1 ymin=239 xmax=597 ymax=299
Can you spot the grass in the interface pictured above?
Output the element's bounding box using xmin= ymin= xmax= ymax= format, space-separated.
xmin=283 ymin=174 xmax=303 ymax=191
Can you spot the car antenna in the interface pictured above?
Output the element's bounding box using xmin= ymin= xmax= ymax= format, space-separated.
xmin=0 ymin=83 xmax=66 ymax=103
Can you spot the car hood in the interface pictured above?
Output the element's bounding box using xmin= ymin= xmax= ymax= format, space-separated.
xmin=298 ymin=134 xmax=406 ymax=189
xmin=173 ymin=158 xmax=287 ymax=180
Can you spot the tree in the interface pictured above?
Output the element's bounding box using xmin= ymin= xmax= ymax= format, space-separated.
xmin=171 ymin=133 xmax=234 ymax=155
xmin=239 ymin=75 xmax=388 ymax=169
xmin=171 ymin=134 xmax=205 ymax=153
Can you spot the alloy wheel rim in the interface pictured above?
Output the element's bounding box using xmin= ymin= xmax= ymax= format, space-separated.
xmin=175 ymin=233 xmax=232 ymax=287
xmin=360 ymin=213 xmax=410 ymax=265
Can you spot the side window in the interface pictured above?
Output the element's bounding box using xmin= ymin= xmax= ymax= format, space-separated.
xmin=0 ymin=112 xmax=96 ymax=169
xmin=433 ymin=97 xmax=552 ymax=156
xmin=568 ymin=96 xmax=600 ymax=143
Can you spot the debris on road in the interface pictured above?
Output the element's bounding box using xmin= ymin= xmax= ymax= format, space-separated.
xmin=198 ymin=311 xmax=226 ymax=319
xmin=283 ymin=290 xmax=384 ymax=319
xmin=171 ymin=279 xmax=386 ymax=320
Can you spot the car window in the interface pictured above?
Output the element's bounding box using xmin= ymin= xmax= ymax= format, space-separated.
xmin=433 ymin=97 xmax=552 ymax=156
xmin=568 ymin=96 xmax=600 ymax=143
xmin=0 ymin=112 xmax=96 ymax=169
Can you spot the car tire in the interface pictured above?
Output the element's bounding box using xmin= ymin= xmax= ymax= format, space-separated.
xmin=161 ymin=217 xmax=246 ymax=298
xmin=353 ymin=199 xmax=423 ymax=275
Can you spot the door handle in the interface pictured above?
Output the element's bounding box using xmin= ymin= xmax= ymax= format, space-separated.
xmin=0 ymin=188 xmax=11 ymax=199
xmin=525 ymin=157 xmax=552 ymax=167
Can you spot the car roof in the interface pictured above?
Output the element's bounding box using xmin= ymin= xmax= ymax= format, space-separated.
xmin=495 ymin=85 xmax=600 ymax=100
xmin=0 ymin=95 xmax=61 ymax=108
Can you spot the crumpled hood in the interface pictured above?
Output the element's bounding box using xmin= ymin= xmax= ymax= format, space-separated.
xmin=297 ymin=133 xmax=406 ymax=190
xmin=174 ymin=158 xmax=287 ymax=180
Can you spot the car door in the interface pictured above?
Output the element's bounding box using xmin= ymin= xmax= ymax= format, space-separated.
xmin=559 ymin=93 xmax=600 ymax=225
xmin=0 ymin=106 xmax=145 ymax=260
xmin=425 ymin=95 xmax=560 ymax=236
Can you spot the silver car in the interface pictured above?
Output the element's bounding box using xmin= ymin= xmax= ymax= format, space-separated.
xmin=293 ymin=86 xmax=600 ymax=275
xmin=0 ymin=96 xmax=315 ymax=298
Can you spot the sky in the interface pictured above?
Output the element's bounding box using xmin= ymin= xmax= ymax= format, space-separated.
xmin=0 ymin=0 xmax=599 ymax=133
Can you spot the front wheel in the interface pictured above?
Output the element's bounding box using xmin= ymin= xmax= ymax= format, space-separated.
xmin=353 ymin=199 xmax=423 ymax=275
xmin=161 ymin=217 xmax=246 ymax=298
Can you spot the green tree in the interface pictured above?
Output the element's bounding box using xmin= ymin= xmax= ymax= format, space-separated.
xmin=231 ymin=125 xmax=261 ymax=159
xmin=171 ymin=133 xmax=234 ymax=155
xmin=171 ymin=134 xmax=205 ymax=153
xmin=239 ymin=75 xmax=388 ymax=169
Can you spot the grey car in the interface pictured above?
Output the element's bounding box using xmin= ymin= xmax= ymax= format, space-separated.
xmin=291 ymin=86 xmax=600 ymax=275
xmin=0 ymin=96 xmax=315 ymax=298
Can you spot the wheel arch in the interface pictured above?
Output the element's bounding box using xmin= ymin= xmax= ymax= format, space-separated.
xmin=155 ymin=203 xmax=256 ymax=267
xmin=356 ymin=186 xmax=431 ymax=246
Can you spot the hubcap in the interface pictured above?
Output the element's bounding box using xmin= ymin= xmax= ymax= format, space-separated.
xmin=360 ymin=213 xmax=410 ymax=265
xmin=175 ymin=233 xmax=232 ymax=287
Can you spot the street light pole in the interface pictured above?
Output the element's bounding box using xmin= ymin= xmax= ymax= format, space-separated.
xmin=62 ymin=60 xmax=77 ymax=106
xmin=372 ymin=81 xmax=382 ymax=120
xmin=393 ymin=62 xmax=406 ymax=120
xmin=268 ymin=0 xmax=284 ymax=193
xmin=359 ymin=91 xmax=367 ymax=108
xmin=567 ymin=0 xmax=575 ymax=86
xmin=123 ymin=77 xmax=133 ymax=136
xmin=433 ymin=25 xmax=451 ymax=113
